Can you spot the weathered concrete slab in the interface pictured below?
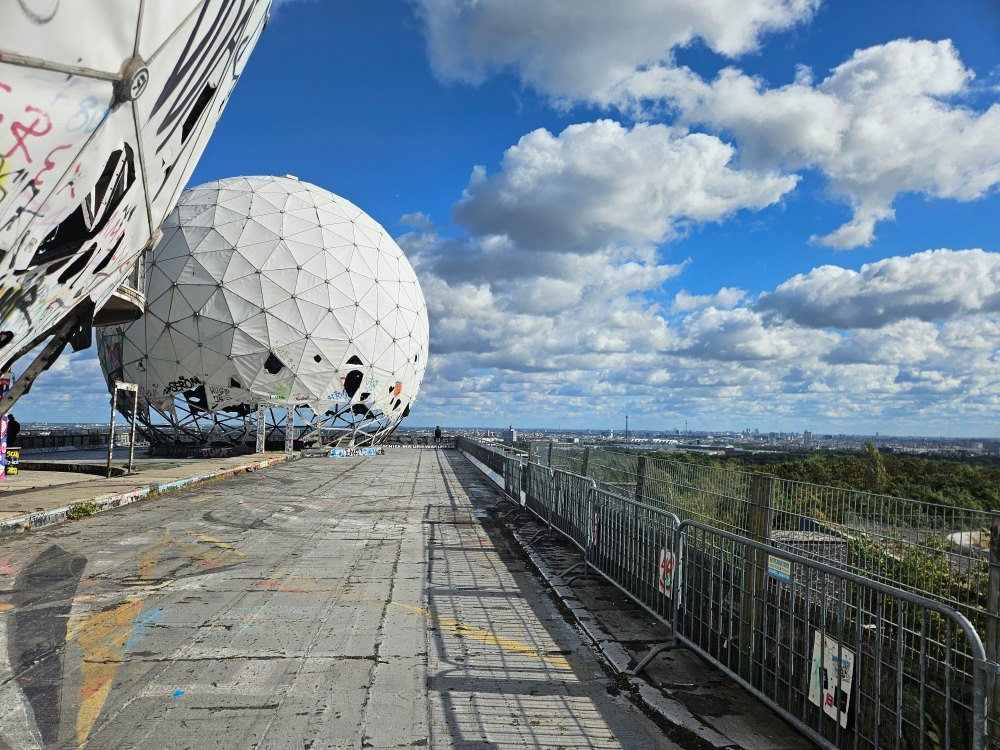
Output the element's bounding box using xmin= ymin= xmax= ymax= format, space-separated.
xmin=0 ymin=449 xmax=684 ymax=749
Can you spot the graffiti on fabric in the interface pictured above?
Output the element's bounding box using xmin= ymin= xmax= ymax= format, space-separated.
xmin=0 ymin=0 xmax=270 ymax=396
xmin=161 ymin=376 xmax=202 ymax=395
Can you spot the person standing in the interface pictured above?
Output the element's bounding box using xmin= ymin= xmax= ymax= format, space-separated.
xmin=434 ymin=425 xmax=442 ymax=444
xmin=6 ymin=414 xmax=19 ymax=445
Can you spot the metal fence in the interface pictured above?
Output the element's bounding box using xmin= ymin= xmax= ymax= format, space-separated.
xmin=528 ymin=442 xmax=999 ymax=663
xmin=458 ymin=437 xmax=992 ymax=750
xmin=678 ymin=521 xmax=987 ymax=750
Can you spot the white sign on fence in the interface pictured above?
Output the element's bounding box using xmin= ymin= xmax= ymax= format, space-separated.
xmin=657 ymin=548 xmax=675 ymax=594
xmin=808 ymin=630 xmax=855 ymax=729
xmin=256 ymin=404 xmax=266 ymax=453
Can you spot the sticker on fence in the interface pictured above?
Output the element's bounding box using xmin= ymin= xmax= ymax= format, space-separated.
xmin=657 ymin=549 xmax=675 ymax=594
xmin=808 ymin=630 xmax=855 ymax=728
xmin=767 ymin=554 xmax=791 ymax=582
xmin=328 ymin=447 xmax=379 ymax=457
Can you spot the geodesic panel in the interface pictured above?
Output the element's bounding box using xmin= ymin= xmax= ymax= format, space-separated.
xmin=98 ymin=175 xmax=430 ymax=448
xmin=0 ymin=0 xmax=269 ymax=379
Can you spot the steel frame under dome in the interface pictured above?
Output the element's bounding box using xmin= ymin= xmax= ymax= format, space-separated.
xmin=130 ymin=391 xmax=400 ymax=451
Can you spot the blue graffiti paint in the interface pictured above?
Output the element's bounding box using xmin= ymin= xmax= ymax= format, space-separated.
xmin=125 ymin=608 xmax=165 ymax=651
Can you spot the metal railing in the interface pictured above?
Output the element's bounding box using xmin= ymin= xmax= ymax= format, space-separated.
xmin=677 ymin=521 xmax=987 ymax=750
xmin=458 ymin=436 xmax=992 ymax=750
xmin=528 ymin=443 xmax=1000 ymax=655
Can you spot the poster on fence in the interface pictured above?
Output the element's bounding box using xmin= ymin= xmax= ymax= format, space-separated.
xmin=808 ymin=630 xmax=855 ymax=728
xmin=767 ymin=554 xmax=791 ymax=582
xmin=657 ymin=548 xmax=675 ymax=595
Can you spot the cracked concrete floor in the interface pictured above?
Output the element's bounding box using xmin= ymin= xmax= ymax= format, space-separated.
xmin=0 ymin=449 xmax=684 ymax=749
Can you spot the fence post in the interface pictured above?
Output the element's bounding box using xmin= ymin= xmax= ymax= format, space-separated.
xmin=634 ymin=455 xmax=647 ymax=502
xmin=988 ymin=516 xmax=1000 ymax=721
xmin=581 ymin=447 xmax=591 ymax=477
xmin=547 ymin=441 xmax=553 ymax=467
xmin=127 ymin=390 xmax=138 ymax=475
xmin=106 ymin=388 xmax=118 ymax=478
xmin=741 ymin=473 xmax=774 ymax=684
xmin=585 ymin=481 xmax=596 ymax=576
xmin=520 ymin=458 xmax=527 ymax=505
xmin=548 ymin=469 xmax=556 ymax=535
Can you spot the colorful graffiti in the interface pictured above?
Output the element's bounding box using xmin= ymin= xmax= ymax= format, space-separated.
xmin=0 ymin=0 xmax=270 ymax=405
xmin=0 ymin=528 xmax=249 ymax=747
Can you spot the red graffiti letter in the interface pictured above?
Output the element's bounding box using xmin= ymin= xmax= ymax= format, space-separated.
xmin=6 ymin=106 xmax=52 ymax=163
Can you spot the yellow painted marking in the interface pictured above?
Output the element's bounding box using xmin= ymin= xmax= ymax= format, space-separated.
xmin=187 ymin=533 xmax=245 ymax=556
xmin=0 ymin=602 xmax=13 ymax=612
xmin=392 ymin=602 xmax=570 ymax=669
xmin=138 ymin=529 xmax=169 ymax=580
xmin=70 ymin=598 xmax=143 ymax=745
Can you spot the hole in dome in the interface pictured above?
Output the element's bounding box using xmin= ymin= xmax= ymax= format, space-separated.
xmin=182 ymin=83 xmax=217 ymax=142
xmin=352 ymin=403 xmax=370 ymax=417
xmin=314 ymin=355 xmax=322 ymax=363
xmin=344 ymin=370 xmax=363 ymax=398
xmin=359 ymin=392 xmax=370 ymax=401
xmin=230 ymin=377 xmax=241 ymax=388
xmin=184 ymin=384 xmax=209 ymax=414
xmin=263 ymin=352 xmax=284 ymax=374
xmin=402 ymin=403 xmax=410 ymax=418
xmin=30 ymin=145 xmax=135 ymax=271
xmin=387 ymin=385 xmax=393 ymax=394
xmin=394 ymin=398 xmax=401 ymax=410
xmin=346 ymin=355 xmax=363 ymax=365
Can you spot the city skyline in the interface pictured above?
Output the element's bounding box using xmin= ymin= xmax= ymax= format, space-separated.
xmin=12 ymin=0 xmax=1000 ymax=438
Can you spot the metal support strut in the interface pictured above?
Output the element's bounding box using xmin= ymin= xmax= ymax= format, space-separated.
xmin=627 ymin=641 xmax=684 ymax=676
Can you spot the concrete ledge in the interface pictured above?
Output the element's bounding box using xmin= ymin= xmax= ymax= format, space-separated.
xmin=0 ymin=452 xmax=300 ymax=537
xmin=19 ymin=461 xmax=128 ymax=477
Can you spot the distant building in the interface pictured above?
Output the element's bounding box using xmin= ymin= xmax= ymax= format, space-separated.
xmin=505 ymin=425 xmax=518 ymax=443
xmin=804 ymin=430 xmax=813 ymax=447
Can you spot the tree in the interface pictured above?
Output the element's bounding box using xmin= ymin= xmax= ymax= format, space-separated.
xmin=862 ymin=441 xmax=888 ymax=494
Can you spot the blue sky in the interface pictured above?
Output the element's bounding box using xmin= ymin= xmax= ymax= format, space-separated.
xmin=17 ymin=0 xmax=1000 ymax=436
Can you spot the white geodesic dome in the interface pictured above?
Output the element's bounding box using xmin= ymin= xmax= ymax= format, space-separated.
xmin=97 ymin=175 xmax=429 ymax=448
xmin=0 ymin=1 xmax=269 ymax=385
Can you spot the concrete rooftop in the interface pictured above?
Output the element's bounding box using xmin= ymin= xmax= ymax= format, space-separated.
xmin=0 ymin=449 xmax=688 ymax=749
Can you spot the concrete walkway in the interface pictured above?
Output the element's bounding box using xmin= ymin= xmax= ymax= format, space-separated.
xmin=0 ymin=448 xmax=295 ymax=534
xmin=0 ymin=449 xmax=684 ymax=749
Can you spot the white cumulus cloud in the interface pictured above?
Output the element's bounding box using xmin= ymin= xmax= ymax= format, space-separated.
xmin=667 ymin=40 xmax=1000 ymax=248
xmin=413 ymin=0 xmax=818 ymax=103
xmin=672 ymin=287 xmax=746 ymax=312
xmin=453 ymin=120 xmax=798 ymax=252
xmin=756 ymin=248 xmax=1000 ymax=328
xmin=413 ymin=1 xmax=1000 ymax=250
